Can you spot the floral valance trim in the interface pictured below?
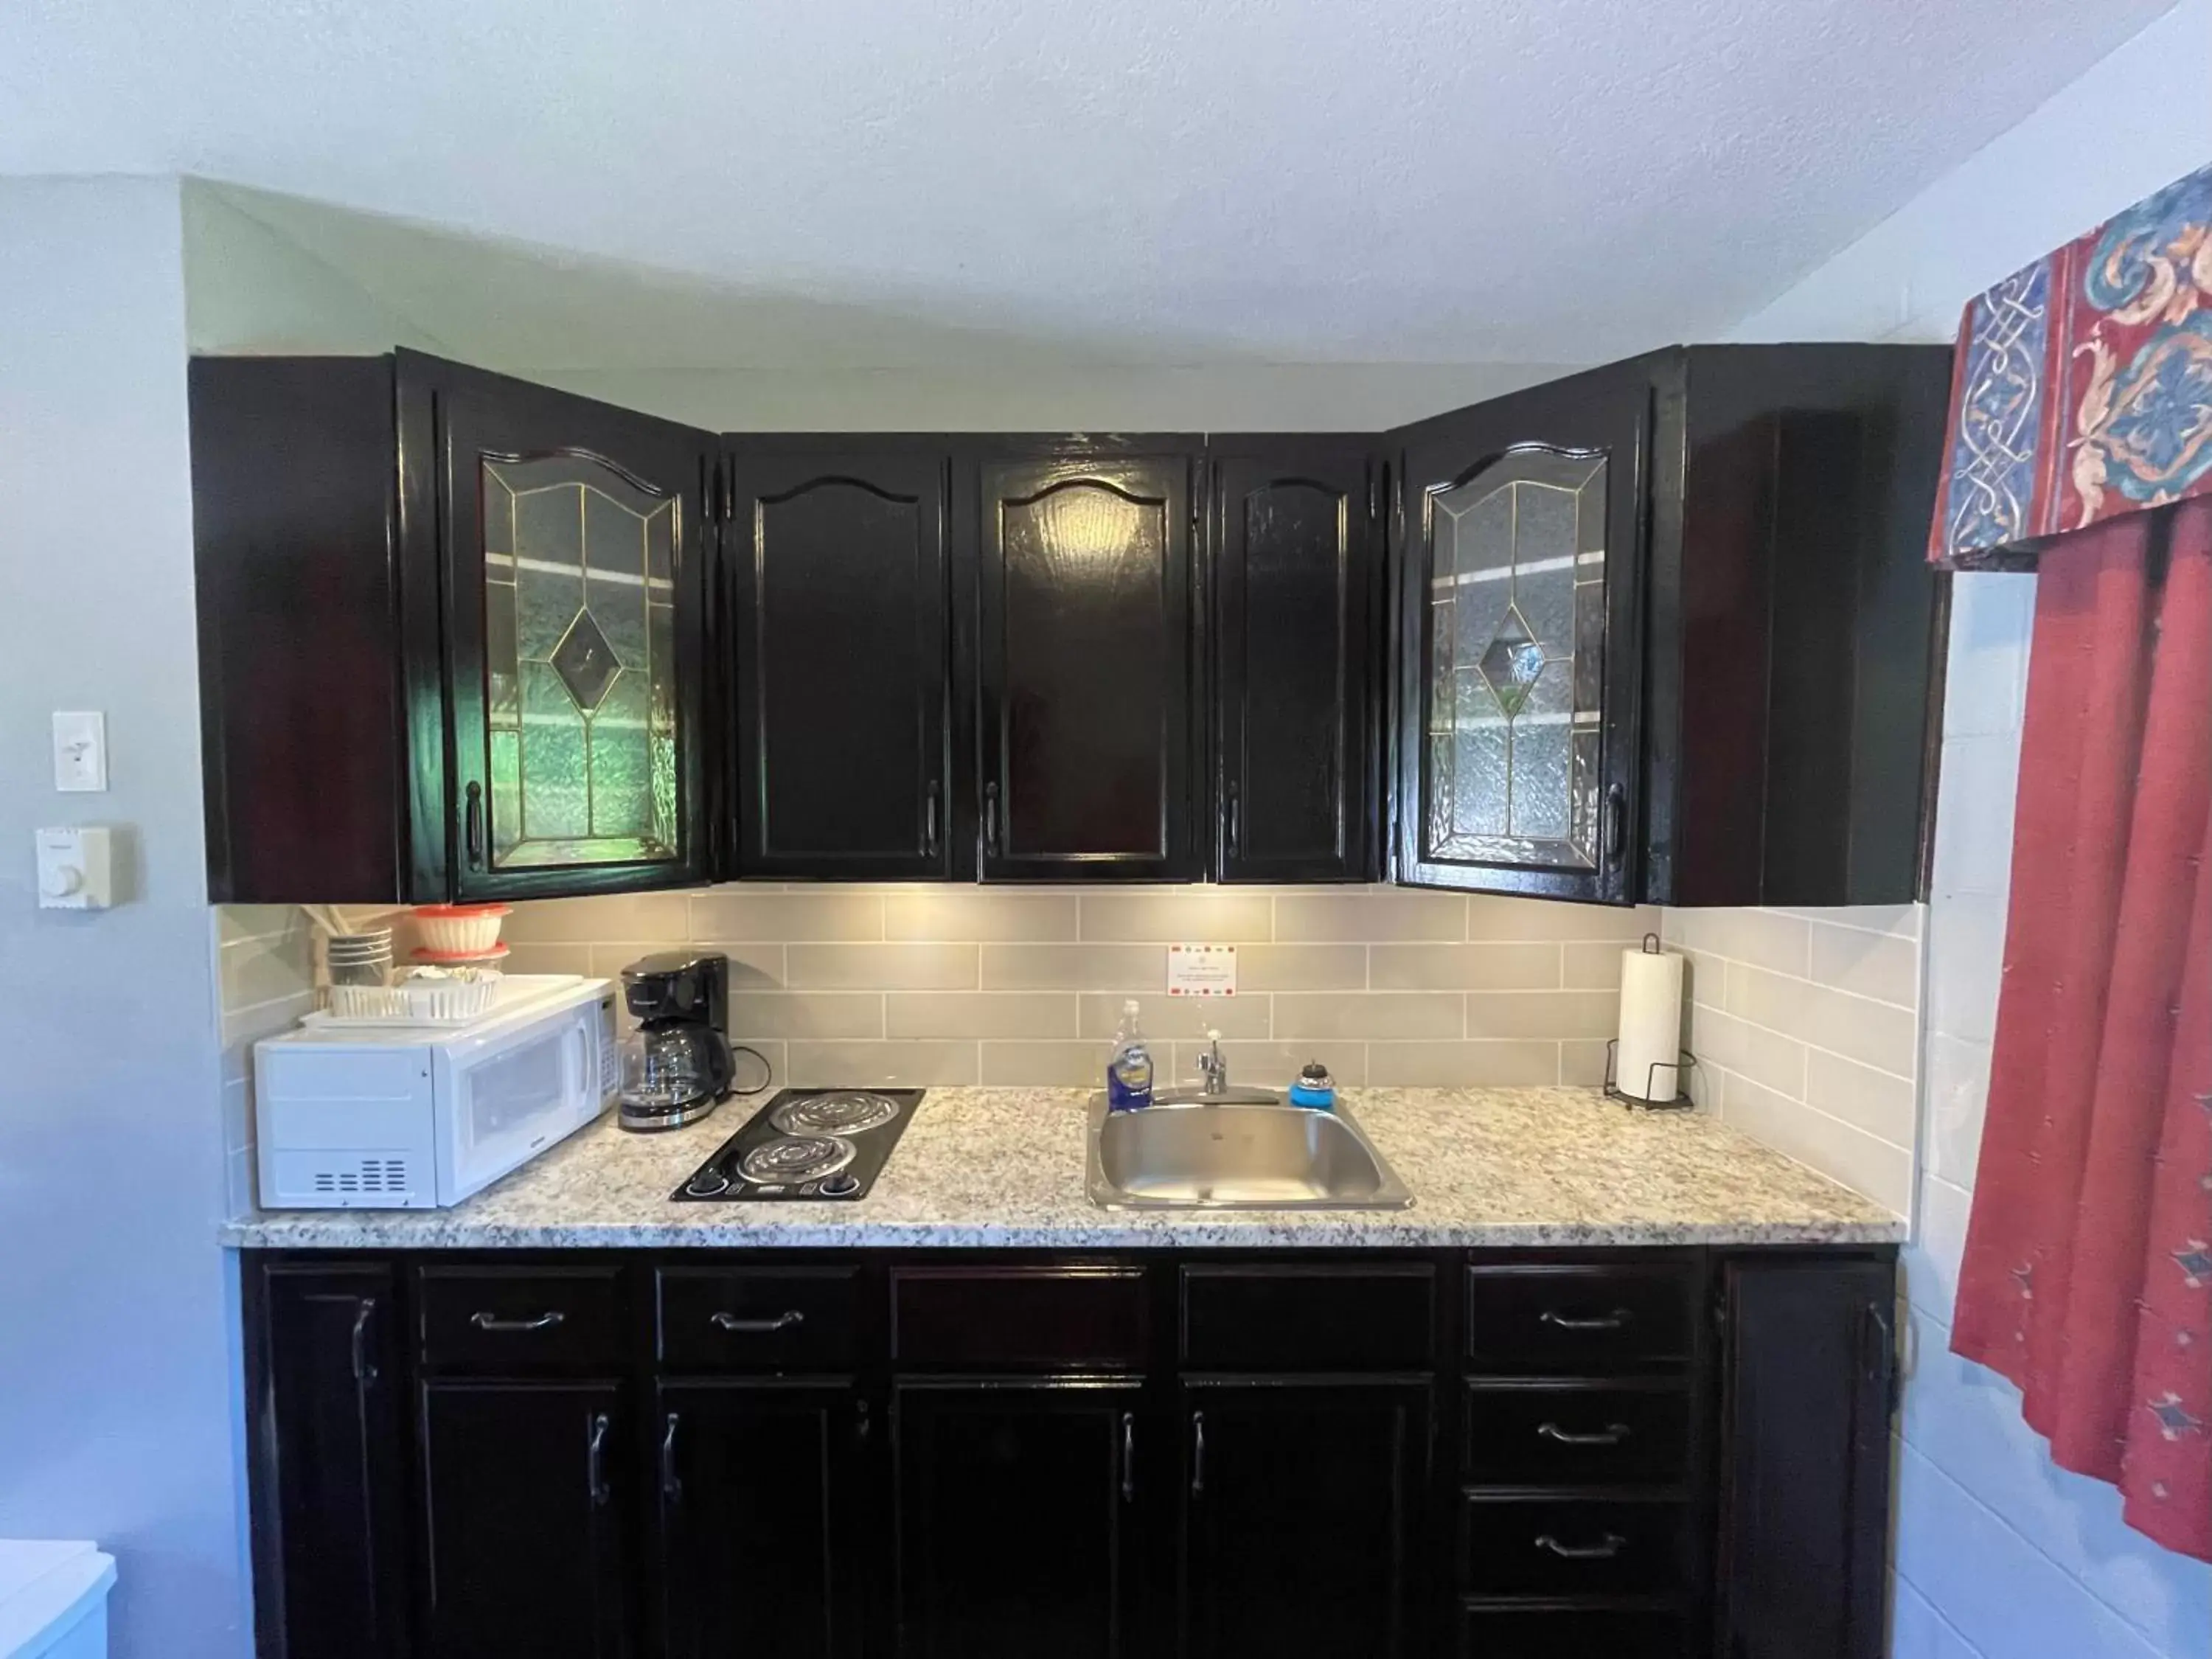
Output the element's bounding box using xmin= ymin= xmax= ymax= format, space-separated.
xmin=1929 ymin=159 xmax=2212 ymax=570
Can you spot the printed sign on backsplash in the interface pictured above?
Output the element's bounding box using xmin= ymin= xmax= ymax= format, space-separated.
xmin=1167 ymin=944 xmax=1237 ymax=997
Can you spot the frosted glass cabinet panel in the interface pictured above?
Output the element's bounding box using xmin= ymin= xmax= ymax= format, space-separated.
xmin=437 ymin=360 xmax=714 ymax=900
xmin=1393 ymin=364 xmax=1648 ymax=904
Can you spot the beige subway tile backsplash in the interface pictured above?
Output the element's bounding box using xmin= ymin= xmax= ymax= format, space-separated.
xmin=1660 ymin=900 xmax=1924 ymax=1219
xmin=786 ymin=942 xmax=979 ymax=990
xmin=1274 ymin=890 xmax=1465 ymax=942
xmin=786 ymin=1040 xmax=978 ymax=1088
xmin=689 ymin=889 xmax=884 ymax=941
xmin=979 ymin=942 xmax=1166 ymax=991
xmin=1079 ymin=889 xmax=1273 ymax=942
xmin=1078 ymin=993 xmax=1270 ymax=1040
xmin=883 ymin=889 xmax=1077 ymax=942
xmin=223 ymin=881 xmax=1703 ymax=1106
xmin=1370 ymin=942 xmax=1560 ymax=990
xmin=1367 ymin=1040 xmax=1559 ymax=1087
xmin=887 ymin=992 xmax=1079 ymax=1040
xmin=1273 ymin=992 xmax=1463 ymax=1040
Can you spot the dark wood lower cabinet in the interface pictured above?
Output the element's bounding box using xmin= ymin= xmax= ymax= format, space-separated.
xmin=892 ymin=1382 xmax=1147 ymax=1659
xmin=658 ymin=1381 xmax=866 ymax=1659
xmin=417 ymin=1380 xmax=631 ymax=1659
xmin=243 ymin=1247 xmax=1895 ymax=1659
xmin=246 ymin=1265 xmax=408 ymax=1659
xmin=1180 ymin=1380 xmax=1429 ymax=1659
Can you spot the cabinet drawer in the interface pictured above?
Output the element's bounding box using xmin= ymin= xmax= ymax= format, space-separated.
xmin=1463 ymin=1380 xmax=1691 ymax=1486
xmin=1459 ymin=1497 xmax=1689 ymax=1599
xmin=656 ymin=1266 xmax=860 ymax=1372
xmin=1181 ymin=1263 xmax=1433 ymax=1371
xmin=891 ymin=1266 xmax=1149 ymax=1371
xmin=1464 ymin=1264 xmax=1696 ymax=1372
xmin=417 ymin=1265 xmax=625 ymax=1371
xmin=1455 ymin=1604 xmax=1686 ymax=1658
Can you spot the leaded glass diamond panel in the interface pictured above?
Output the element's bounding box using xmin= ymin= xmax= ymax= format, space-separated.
xmin=1421 ymin=448 xmax=1607 ymax=869
xmin=481 ymin=455 xmax=681 ymax=870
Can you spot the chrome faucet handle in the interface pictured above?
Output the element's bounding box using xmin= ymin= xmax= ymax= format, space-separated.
xmin=1197 ymin=1029 xmax=1228 ymax=1095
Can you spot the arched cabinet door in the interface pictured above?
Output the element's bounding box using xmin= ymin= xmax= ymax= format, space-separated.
xmin=726 ymin=445 xmax=953 ymax=880
xmin=976 ymin=449 xmax=1203 ymax=882
xmin=1210 ymin=441 xmax=1381 ymax=884
xmin=420 ymin=353 xmax=716 ymax=900
xmin=1391 ymin=362 xmax=1651 ymax=904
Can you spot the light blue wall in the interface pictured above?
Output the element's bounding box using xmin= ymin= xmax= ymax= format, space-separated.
xmin=1733 ymin=3 xmax=2212 ymax=1653
xmin=0 ymin=176 xmax=248 ymax=1658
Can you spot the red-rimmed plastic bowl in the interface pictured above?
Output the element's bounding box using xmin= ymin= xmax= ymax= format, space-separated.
xmin=412 ymin=941 xmax=512 ymax=966
xmin=412 ymin=903 xmax=511 ymax=956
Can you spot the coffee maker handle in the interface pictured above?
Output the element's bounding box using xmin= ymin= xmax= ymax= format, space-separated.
xmin=709 ymin=1031 xmax=735 ymax=1099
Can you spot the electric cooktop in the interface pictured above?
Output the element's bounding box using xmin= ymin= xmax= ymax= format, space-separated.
xmin=671 ymin=1088 xmax=924 ymax=1201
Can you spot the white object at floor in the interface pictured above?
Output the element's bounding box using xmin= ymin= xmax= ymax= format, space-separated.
xmin=0 ymin=1542 xmax=115 ymax=1659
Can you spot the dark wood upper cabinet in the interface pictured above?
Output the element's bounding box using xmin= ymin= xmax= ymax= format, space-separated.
xmin=726 ymin=444 xmax=955 ymax=880
xmin=1714 ymin=1256 xmax=1896 ymax=1659
xmin=1178 ymin=1380 xmax=1428 ymax=1659
xmin=434 ymin=358 xmax=716 ymax=901
xmin=190 ymin=352 xmax=715 ymax=903
xmin=1208 ymin=441 xmax=1382 ymax=883
xmin=1391 ymin=363 xmax=1651 ymax=903
xmin=416 ymin=1379 xmax=632 ymax=1659
xmin=975 ymin=450 xmax=1203 ymax=881
xmin=1391 ymin=345 xmax=1951 ymax=906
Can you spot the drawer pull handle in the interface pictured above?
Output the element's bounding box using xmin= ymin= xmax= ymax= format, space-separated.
xmin=661 ymin=1412 xmax=684 ymax=1504
xmin=1534 ymin=1531 xmax=1626 ymax=1560
xmin=1538 ymin=1307 xmax=1632 ymax=1332
xmin=1537 ymin=1421 xmax=1632 ymax=1447
xmin=586 ymin=1412 xmax=612 ymax=1509
xmin=470 ymin=1310 xmax=566 ymax=1333
xmin=712 ymin=1309 xmax=805 ymax=1334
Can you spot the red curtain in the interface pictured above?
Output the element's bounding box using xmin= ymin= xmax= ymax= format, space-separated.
xmin=1951 ymin=498 xmax=2212 ymax=1560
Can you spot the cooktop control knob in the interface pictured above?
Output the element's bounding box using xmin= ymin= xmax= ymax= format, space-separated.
xmin=818 ymin=1173 xmax=860 ymax=1197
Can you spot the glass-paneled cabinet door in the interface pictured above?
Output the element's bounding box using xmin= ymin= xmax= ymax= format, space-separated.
xmin=1392 ymin=367 xmax=1649 ymax=902
xmin=419 ymin=355 xmax=716 ymax=900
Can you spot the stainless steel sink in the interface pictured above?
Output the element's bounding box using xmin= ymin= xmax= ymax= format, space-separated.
xmin=1086 ymin=1093 xmax=1413 ymax=1210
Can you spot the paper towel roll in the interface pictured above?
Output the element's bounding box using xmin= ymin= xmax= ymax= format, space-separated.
xmin=1615 ymin=944 xmax=1686 ymax=1102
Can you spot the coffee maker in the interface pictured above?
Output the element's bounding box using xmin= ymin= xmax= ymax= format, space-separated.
xmin=617 ymin=951 xmax=734 ymax=1132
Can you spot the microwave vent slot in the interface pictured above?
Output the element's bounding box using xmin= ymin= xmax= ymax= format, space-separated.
xmin=311 ymin=1157 xmax=411 ymax=1195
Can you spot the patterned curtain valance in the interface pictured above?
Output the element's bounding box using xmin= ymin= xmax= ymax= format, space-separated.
xmin=1929 ymin=160 xmax=2212 ymax=570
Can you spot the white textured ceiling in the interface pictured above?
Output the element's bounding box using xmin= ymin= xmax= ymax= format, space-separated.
xmin=0 ymin=0 xmax=2176 ymax=364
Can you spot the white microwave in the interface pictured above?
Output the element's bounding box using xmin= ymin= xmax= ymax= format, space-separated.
xmin=254 ymin=977 xmax=620 ymax=1209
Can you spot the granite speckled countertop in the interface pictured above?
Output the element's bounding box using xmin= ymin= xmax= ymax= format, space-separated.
xmin=221 ymin=1086 xmax=1903 ymax=1250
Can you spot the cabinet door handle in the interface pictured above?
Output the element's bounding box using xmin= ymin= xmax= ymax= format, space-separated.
xmin=983 ymin=782 xmax=1001 ymax=855
xmin=349 ymin=1297 xmax=378 ymax=1385
xmin=855 ymin=1398 xmax=872 ymax=1447
xmin=924 ymin=779 xmax=941 ymax=858
xmin=711 ymin=1308 xmax=804 ymax=1334
xmin=661 ymin=1412 xmax=683 ymax=1505
xmin=465 ymin=780 xmax=484 ymax=869
xmin=1604 ymin=782 xmax=1626 ymax=860
xmin=586 ymin=1412 xmax=612 ymax=1509
xmin=1121 ymin=1411 xmax=1135 ymax=1503
xmin=1225 ymin=779 xmax=1241 ymax=857
xmin=470 ymin=1310 xmax=566 ymax=1333
xmin=1539 ymin=1307 xmax=1632 ymax=1332
xmin=1537 ymin=1421 xmax=1632 ymax=1447
xmin=1189 ymin=1409 xmax=1207 ymax=1497
xmin=1534 ymin=1531 xmax=1626 ymax=1560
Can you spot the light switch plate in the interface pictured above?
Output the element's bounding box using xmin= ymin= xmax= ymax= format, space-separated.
xmin=52 ymin=711 xmax=107 ymax=792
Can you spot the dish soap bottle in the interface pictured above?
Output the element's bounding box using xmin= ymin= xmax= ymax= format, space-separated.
xmin=1106 ymin=1000 xmax=1154 ymax=1112
xmin=1289 ymin=1061 xmax=1336 ymax=1110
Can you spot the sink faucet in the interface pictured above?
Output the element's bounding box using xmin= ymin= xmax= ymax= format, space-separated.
xmin=1196 ymin=1029 xmax=1228 ymax=1096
